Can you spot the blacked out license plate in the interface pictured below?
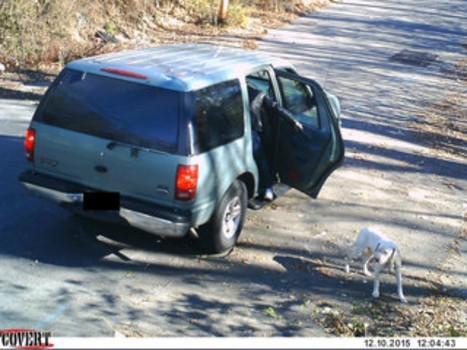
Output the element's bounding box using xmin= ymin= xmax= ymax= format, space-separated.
xmin=83 ymin=192 xmax=120 ymax=211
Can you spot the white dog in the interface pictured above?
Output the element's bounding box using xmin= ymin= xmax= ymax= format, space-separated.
xmin=345 ymin=227 xmax=407 ymax=303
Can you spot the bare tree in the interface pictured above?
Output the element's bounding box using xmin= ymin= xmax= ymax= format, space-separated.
xmin=218 ymin=0 xmax=229 ymax=24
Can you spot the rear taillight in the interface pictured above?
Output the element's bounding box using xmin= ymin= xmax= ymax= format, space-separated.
xmin=175 ymin=164 xmax=198 ymax=201
xmin=25 ymin=128 xmax=35 ymax=161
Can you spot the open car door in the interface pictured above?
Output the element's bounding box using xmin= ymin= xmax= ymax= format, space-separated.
xmin=273 ymin=70 xmax=344 ymax=198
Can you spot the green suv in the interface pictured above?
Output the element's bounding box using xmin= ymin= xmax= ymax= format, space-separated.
xmin=19 ymin=44 xmax=344 ymax=253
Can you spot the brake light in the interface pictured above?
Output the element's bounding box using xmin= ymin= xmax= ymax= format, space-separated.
xmin=25 ymin=128 xmax=35 ymax=161
xmin=175 ymin=164 xmax=198 ymax=201
xmin=101 ymin=68 xmax=148 ymax=80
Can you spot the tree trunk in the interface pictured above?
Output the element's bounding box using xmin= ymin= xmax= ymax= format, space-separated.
xmin=218 ymin=0 xmax=229 ymax=24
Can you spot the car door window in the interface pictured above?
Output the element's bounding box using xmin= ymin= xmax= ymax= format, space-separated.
xmin=277 ymin=75 xmax=320 ymax=129
xmin=246 ymin=70 xmax=275 ymax=100
xmin=271 ymin=71 xmax=344 ymax=198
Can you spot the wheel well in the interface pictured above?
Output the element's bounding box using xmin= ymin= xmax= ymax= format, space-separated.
xmin=237 ymin=172 xmax=255 ymax=199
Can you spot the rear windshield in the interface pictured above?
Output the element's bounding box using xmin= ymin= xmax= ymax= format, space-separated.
xmin=36 ymin=69 xmax=180 ymax=152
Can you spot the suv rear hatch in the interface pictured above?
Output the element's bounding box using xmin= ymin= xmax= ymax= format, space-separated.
xmin=30 ymin=68 xmax=186 ymax=206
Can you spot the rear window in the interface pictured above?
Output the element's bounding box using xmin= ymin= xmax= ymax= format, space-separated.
xmin=193 ymin=80 xmax=244 ymax=153
xmin=37 ymin=69 xmax=181 ymax=152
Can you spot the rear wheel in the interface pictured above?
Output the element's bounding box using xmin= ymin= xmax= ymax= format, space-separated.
xmin=199 ymin=180 xmax=247 ymax=253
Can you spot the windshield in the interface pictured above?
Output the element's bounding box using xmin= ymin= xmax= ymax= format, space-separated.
xmin=37 ymin=69 xmax=181 ymax=152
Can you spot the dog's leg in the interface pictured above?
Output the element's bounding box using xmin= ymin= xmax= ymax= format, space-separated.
xmin=344 ymin=241 xmax=362 ymax=274
xmin=396 ymin=266 xmax=407 ymax=303
xmin=363 ymin=254 xmax=373 ymax=276
xmin=387 ymin=249 xmax=396 ymax=273
xmin=372 ymin=263 xmax=382 ymax=299
xmin=344 ymin=242 xmax=354 ymax=273
xmin=395 ymin=256 xmax=407 ymax=303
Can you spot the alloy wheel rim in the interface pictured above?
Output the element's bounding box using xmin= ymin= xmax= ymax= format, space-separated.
xmin=221 ymin=196 xmax=242 ymax=239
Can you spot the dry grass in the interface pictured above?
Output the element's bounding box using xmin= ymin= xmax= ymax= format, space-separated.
xmin=312 ymin=295 xmax=466 ymax=337
xmin=0 ymin=0 xmax=329 ymax=69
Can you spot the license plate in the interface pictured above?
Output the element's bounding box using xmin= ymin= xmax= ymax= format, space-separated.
xmin=83 ymin=192 xmax=120 ymax=211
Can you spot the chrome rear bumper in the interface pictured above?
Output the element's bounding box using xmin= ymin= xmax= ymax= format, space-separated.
xmin=20 ymin=173 xmax=190 ymax=238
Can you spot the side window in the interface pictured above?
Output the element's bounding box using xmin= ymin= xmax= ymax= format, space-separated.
xmin=194 ymin=80 xmax=244 ymax=152
xmin=246 ymin=70 xmax=275 ymax=99
xmin=277 ymin=75 xmax=320 ymax=129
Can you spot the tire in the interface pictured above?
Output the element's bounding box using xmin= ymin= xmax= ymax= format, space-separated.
xmin=199 ymin=180 xmax=247 ymax=254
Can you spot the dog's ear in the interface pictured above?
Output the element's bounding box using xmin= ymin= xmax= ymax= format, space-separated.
xmin=376 ymin=248 xmax=395 ymax=265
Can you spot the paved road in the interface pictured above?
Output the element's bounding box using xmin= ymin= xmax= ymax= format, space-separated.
xmin=258 ymin=0 xmax=467 ymax=289
xmin=1 ymin=0 xmax=466 ymax=337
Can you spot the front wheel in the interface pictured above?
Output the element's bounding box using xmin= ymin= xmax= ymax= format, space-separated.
xmin=199 ymin=180 xmax=247 ymax=254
